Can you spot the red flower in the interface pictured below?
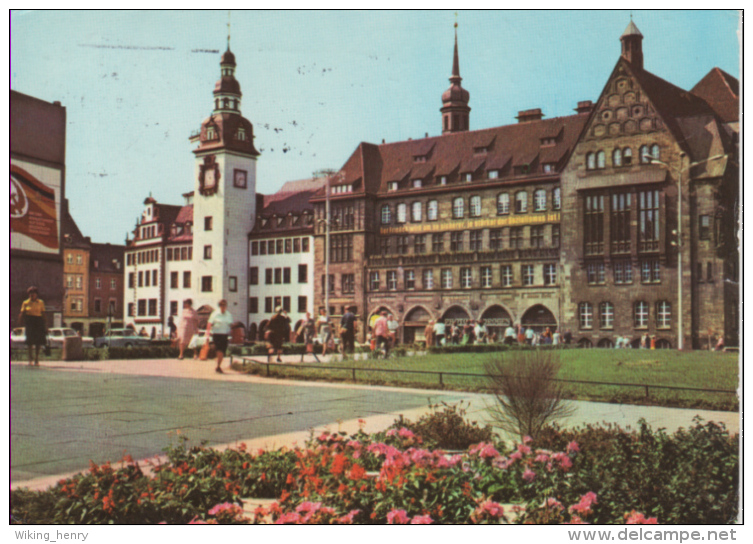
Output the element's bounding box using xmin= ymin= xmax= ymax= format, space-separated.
xmin=348 ymin=464 xmax=366 ymax=481
xmin=331 ymin=453 xmax=348 ymax=475
xmin=286 ymin=473 xmax=295 ymax=484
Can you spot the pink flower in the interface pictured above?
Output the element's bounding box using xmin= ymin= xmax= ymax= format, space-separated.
xmin=517 ymin=443 xmax=531 ymax=455
xmin=480 ymin=444 xmax=500 ymax=459
xmin=567 ymin=515 xmax=588 ymax=524
xmin=387 ymin=509 xmax=410 ymax=524
xmin=275 ymin=512 xmax=302 ymax=524
xmin=346 ymin=440 xmax=362 ymax=449
xmin=208 ymin=502 xmax=237 ymax=516
xmin=569 ymin=492 xmax=598 ymax=515
xmin=523 ymin=435 xmax=533 ymax=444
xmin=567 ymin=441 xmax=580 ymax=453
xmin=553 ymin=452 xmax=573 ymax=470
xmin=546 ymin=498 xmax=564 ymax=510
xmin=337 ymin=509 xmax=361 ymax=524
xmin=188 ymin=517 xmax=209 ymax=524
xmin=386 ymin=429 xmax=397 ymax=437
xmin=522 ymin=468 xmax=536 ymax=482
xmin=295 ymin=501 xmax=322 ymax=514
xmin=625 ymin=510 xmax=658 ymax=525
xmin=480 ymin=500 xmax=505 ymax=518
xmin=535 ymin=453 xmax=550 ymax=463
xmin=398 ymin=427 xmax=416 ymax=439
xmin=509 ymin=451 xmax=523 ymax=462
xmin=410 ymin=514 xmax=433 ymax=524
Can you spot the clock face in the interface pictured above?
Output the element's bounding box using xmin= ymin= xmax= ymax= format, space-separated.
xmin=234 ymin=169 xmax=247 ymax=188
xmin=204 ymin=168 xmax=216 ymax=188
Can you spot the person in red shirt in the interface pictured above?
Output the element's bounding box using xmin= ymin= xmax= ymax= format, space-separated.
xmin=373 ymin=311 xmax=390 ymax=357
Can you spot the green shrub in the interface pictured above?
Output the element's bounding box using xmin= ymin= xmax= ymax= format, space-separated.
xmin=391 ymin=401 xmax=495 ymax=450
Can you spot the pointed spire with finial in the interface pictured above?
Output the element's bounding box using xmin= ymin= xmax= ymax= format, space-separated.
xmin=620 ymin=16 xmax=644 ymax=69
xmin=227 ymin=10 xmax=231 ymax=51
xmin=440 ymin=15 xmax=470 ymax=134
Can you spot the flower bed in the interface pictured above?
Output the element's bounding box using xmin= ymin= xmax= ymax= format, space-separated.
xmin=10 ymin=409 xmax=738 ymax=524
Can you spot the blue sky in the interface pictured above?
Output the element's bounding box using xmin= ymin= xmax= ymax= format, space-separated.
xmin=10 ymin=10 xmax=740 ymax=245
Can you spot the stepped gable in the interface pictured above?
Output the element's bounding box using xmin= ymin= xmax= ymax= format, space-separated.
xmin=691 ymin=67 xmax=740 ymax=124
xmin=167 ymin=204 xmax=194 ymax=243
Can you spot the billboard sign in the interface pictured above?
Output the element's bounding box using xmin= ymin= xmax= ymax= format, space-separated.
xmin=10 ymin=161 xmax=61 ymax=254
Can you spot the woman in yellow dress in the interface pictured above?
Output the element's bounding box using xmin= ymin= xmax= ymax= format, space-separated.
xmin=18 ymin=286 xmax=47 ymax=366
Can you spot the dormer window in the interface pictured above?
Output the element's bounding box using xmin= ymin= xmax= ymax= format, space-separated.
xmin=277 ymin=216 xmax=284 ymax=226
xmin=488 ymin=170 xmax=499 ymax=180
xmin=413 ymin=155 xmax=427 ymax=163
xmin=333 ymin=184 xmax=353 ymax=194
xmin=474 ymin=146 xmax=488 ymax=155
xmin=439 ymin=176 xmax=448 ymax=186
xmin=540 ymin=137 xmax=557 ymax=147
xmin=412 ymin=179 xmax=422 ymax=189
xmin=206 ymin=126 xmax=216 ymax=140
xmin=463 ymin=173 xmax=472 ymax=182
xmin=543 ymin=163 xmax=555 ymax=173
xmin=388 ymin=181 xmax=398 ymax=192
xmin=237 ymin=128 xmax=246 ymax=141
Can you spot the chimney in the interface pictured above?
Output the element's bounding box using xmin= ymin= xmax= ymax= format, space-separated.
xmin=575 ymin=100 xmax=594 ymax=114
xmin=516 ymin=108 xmax=544 ymax=123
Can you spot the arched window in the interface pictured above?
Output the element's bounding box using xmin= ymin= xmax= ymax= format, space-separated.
xmin=600 ymin=302 xmax=614 ymax=329
xmin=656 ymin=301 xmax=671 ymax=329
xmin=597 ymin=150 xmax=606 ymax=169
xmin=639 ymin=145 xmax=651 ymax=163
xmin=586 ymin=152 xmax=596 ymax=170
xmin=470 ymin=195 xmax=482 ymax=217
xmin=534 ymin=189 xmax=547 ymax=211
xmin=381 ymin=205 xmax=391 ymax=225
xmin=579 ymin=302 xmax=593 ymax=329
xmin=651 ymin=144 xmax=660 ymax=160
xmin=411 ymin=201 xmax=422 ymax=222
xmin=634 ymin=301 xmax=649 ymax=328
xmin=623 ymin=147 xmax=633 ymax=165
xmin=515 ymin=191 xmax=528 ymax=213
xmin=452 ymin=197 xmax=464 ymax=219
xmin=427 ymin=200 xmax=438 ymax=221
xmin=552 ymin=187 xmax=561 ymax=210
xmin=497 ymin=193 xmax=510 ymax=215
xmin=613 ymin=148 xmax=622 ymax=167
xmin=396 ymin=203 xmax=407 ymax=223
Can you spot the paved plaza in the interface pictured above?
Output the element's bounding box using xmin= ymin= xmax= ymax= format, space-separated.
xmin=11 ymin=357 xmax=740 ymax=490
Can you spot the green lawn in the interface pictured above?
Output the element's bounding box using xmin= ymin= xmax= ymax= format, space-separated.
xmin=233 ymin=348 xmax=739 ymax=412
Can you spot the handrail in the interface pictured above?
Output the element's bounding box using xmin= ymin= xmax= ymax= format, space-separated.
xmin=237 ymin=357 xmax=737 ymax=397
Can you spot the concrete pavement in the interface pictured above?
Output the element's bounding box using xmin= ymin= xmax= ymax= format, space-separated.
xmin=11 ymin=357 xmax=740 ymax=491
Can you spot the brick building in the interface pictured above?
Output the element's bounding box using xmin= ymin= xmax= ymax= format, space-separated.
xmin=559 ymin=21 xmax=739 ymax=349
xmin=87 ymin=242 xmax=125 ymax=337
xmin=61 ymin=201 xmax=91 ymax=332
xmin=309 ymin=22 xmax=739 ymax=347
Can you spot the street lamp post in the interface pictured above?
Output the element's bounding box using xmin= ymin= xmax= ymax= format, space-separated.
xmin=325 ymin=174 xmax=331 ymax=317
xmin=648 ymin=153 xmax=728 ymax=351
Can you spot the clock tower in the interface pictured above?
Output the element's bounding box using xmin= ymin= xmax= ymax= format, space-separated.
xmin=191 ymin=46 xmax=260 ymax=319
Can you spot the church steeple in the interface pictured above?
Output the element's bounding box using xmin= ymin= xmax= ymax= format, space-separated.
xmin=620 ymin=18 xmax=644 ymax=70
xmin=440 ymin=22 xmax=471 ymax=134
xmin=213 ymin=47 xmax=241 ymax=114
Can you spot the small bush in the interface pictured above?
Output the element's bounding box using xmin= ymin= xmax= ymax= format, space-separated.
xmin=391 ymin=401 xmax=495 ymax=450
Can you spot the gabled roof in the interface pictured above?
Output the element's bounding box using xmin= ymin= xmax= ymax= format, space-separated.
xmin=90 ymin=242 xmax=125 ymax=273
xmin=691 ymin=67 xmax=740 ymax=124
xmin=166 ymin=204 xmax=194 ymax=243
xmin=251 ymin=177 xmax=324 ymax=233
xmin=61 ymin=200 xmax=90 ymax=250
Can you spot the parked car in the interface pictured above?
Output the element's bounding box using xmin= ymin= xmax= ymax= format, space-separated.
xmin=94 ymin=328 xmax=152 ymax=348
xmin=47 ymin=328 xmax=94 ymax=349
xmin=11 ymin=328 xmax=26 ymax=349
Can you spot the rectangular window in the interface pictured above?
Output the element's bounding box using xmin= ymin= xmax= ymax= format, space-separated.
xmin=600 ymin=302 xmax=614 ymax=329
xmin=634 ymin=301 xmax=649 ymax=328
xmin=613 ymin=260 xmax=632 ymax=284
xmin=552 ymin=224 xmax=561 ymax=248
xmin=342 ymin=274 xmax=355 ymax=294
xmin=285 ymin=239 xmax=292 ymax=254
xmin=522 ymin=264 xmax=534 ymax=286
xmin=201 ymin=276 xmax=212 ymax=292
xmin=404 ymin=270 xmax=416 ymax=290
xmin=263 ymin=268 xmax=272 ymax=285
xmin=450 ymin=231 xmax=463 ymax=252
xmin=423 ymin=269 xmax=434 ymax=289
xmin=283 ymin=296 xmax=291 ymax=313
xmin=251 ymin=241 xmax=259 ymax=255
xmin=544 ymin=264 xmax=557 ymax=285
xmin=638 ymin=190 xmax=660 ymax=252
xmin=470 ymin=196 xmax=482 ymax=217
xmin=369 ymin=271 xmax=380 ymax=291
xmin=501 ymin=265 xmax=513 ymax=287
xmin=387 ymin=271 xmax=397 ymax=290
xmin=489 ymin=229 xmax=503 ymax=250
xmin=298 ymin=296 xmax=307 ymax=313
xmin=148 ymin=299 xmax=157 ymax=316
xmin=94 ymin=299 xmax=102 ymax=313
xmin=259 ymin=241 xmax=267 ymax=255
xmin=229 ymin=276 xmax=238 ymax=292
xmin=469 ymin=230 xmax=482 ymax=251
xmin=611 ymin=192 xmax=632 ymax=253
xmin=152 ymin=270 xmax=158 ymax=286
xmin=249 ymin=267 xmax=259 ymax=285
xmin=515 ymin=191 xmax=528 ymax=213
xmin=656 ymin=301 xmax=671 ymax=329
xmin=204 ymin=216 xmax=213 ymax=231
xmin=183 ymin=271 xmax=191 ymax=288
xmin=170 ymin=271 xmax=179 ymax=289
xmin=699 ymin=215 xmax=711 ymax=240
xmin=379 ymin=238 xmax=391 ymax=256
xmin=427 ymin=200 xmax=438 ymax=221
xmin=397 ymin=203 xmax=407 ymax=223
xmin=707 ymin=261 xmax=713 ymax=282
xmin=95 ymin=278 xmax=102 ymax=289
xmin=293 ymin=238 xmax=301 ymax=253
xmin=640 ymin=259 xmax=661 ymax=283
xmin=432 ymin=233 xmax=444 ymax=253
xmin=584 ymin=194 xmax=605 ymax=255
xmin=534 ymin=189 xmax=547 ymax=211
xmin=414 ymin=234 xmax=426 ymax=254
xmin=138 ymin=271 xmax=143 ymax=287
xmin=530 ymin=225 xmax=544 ymax=248
xmin=137 ymin=299 xmax=146 ymax=317
xmin=204 ymin=245 xmax=212 ymax=259
xmin=145 ymin=271 xmax=150 ymax=287
xmin=110 ymin=279 xmax=116 ymax=290
xmin=460 ymin=268 xmax=472 ymax=288
xmin=274 ymin=268 xmax=282 ymax=284
xmin=497 ymin=193 xmax=510 ymax=215
xmin=330 ymin=234 xmax=354 ymax=262
xmin=283 ymin=268 xmax=291 ymax=284
xmin=587 ymin=262 xmax=606 ymax=284
xmin=170 ymin=301 xmax=178 ymax=317
xmin=75 ymin=276 xmax=82 ymax=289
xmin=302 ymin=238 xmax=310 ymax=252
xmin=510 ymin=227 xmax=523 ymax=249
xmin=388 ymin=181 xmax=398 ymax=192
xmin=321 ymin=274 xmax=335 ymax=295
xmin=488 ymin=170 xmax=499 ymax=180
xmin=579 ymin=302 xmax=593 ymax=329
xmin=264 ymin=297 xmax=273 ymax=314
xmin=298 ymin=264 xmax=308 ymax=283
xmin=411 ymin=201 xmax=422 ymax=222
xmin=128 ymin=303 xmax=135 ymax=317
xmin=396 ymin=236 xmax=409 ymax=255
xmin=249 ymin=297 xmax=259 ymax=314
xmin=481 ymin=266 xmax=492 ymax=288
xmin=441 ymin=268 xmax=453 ymax=289
xmin=128 ymin=272 xmax=135 ymax=288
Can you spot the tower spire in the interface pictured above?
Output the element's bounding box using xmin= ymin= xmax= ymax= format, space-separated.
xmin=227 ymin=10 xmax=231 ymax=50
xmin=440 ymin=18 xmax=470 ymax=134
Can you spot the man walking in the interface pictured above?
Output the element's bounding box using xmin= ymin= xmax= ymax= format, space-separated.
xmin=340 ymin=306 xmax=357 ymax=357
xmin=373 ymin=311 xmax=390 ymax=358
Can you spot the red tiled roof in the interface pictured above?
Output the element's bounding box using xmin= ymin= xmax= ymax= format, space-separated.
xmin=691 ymin=67 xmax=740 ymax=124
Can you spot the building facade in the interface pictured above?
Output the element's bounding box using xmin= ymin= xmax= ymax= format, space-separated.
xmin=11 ymin=90 xmax=67 ymax=328
xmin=61 ymin=201 xmax=91 ymax=332
xmin=87 ymin=242 xmax=125 ymax=337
